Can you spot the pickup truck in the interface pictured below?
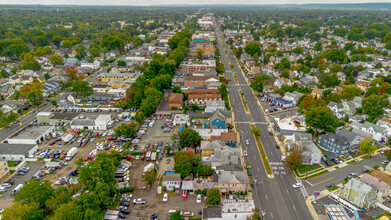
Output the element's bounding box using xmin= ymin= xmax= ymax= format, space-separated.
xmin=133 ymin=198 xmax=146 ymax=204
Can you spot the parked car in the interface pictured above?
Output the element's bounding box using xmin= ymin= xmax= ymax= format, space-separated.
xmin=326 ymin=183 xmax=334 ymax=188
xmin=182 ymin=191 xmax=187 ymax=199
xmin=196 ymin=195 xmax=202 ymax=204
xmin=133 ymin=198 xmax=146 ymax=204
xmin=292 ymin=183 xmax=302 ymax=189
xmin=362 ymin=168 xmax=370 ymax=173
xmin=182 ymin=212 xmax=194 ymax=217
xmin=163 ymin=193 xmax=168 ymax=202
xmin=246 ymin=140 xmax=249 ymax=145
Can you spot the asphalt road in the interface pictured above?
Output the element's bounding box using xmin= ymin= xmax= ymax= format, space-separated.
xmin=304 ymin=154 xmax=387 ymax=193
xmin=214 ymin=19 xmax=312 ymax=220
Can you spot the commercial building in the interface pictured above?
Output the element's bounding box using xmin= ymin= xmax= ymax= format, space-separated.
xmin=70 ymin=115 xmax=112 ymax=130
xmin=7 ymin=125 xmax=55 ymax=145
xmin=0 ymin=143 xmax=38 ymax=161
xmin=97 ymin=72 xmax=135 ymax=82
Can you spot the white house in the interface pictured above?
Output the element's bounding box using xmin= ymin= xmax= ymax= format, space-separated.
xmin=162 ymin=173 xmax=181 ymax=191
xmin=327 ymin=101 xmax=346 ymax=119
xmin=205 ymin=101 xmax=226 ymax=114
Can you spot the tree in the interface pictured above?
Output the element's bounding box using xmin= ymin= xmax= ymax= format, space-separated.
xmin=2 ymin=202 xmax=44 ymax=220
xmin=247 ymin=208 xmax=261 ymax=220
xmin=326 ymin=93 xmax=342 ymax=104
xmin=174 ymin=129 xmax=202 ymax=150
xmin=51 ymin=100 xmax=57 ymax=107
xmin=71 ymin=80 xmax=93 ymax=99
xmin=65 ymin=69 xmax=79 ymax=81
xmin=15 ymin=179 xmax=54 ymax=207
xmin=62 ymin=40 xmax=73 ymax=49
xmin=49 ymin=54 xmax=63 ymax=66
xmin=305 ymin=106 xmax=341 ymax=135
xmin=314 ymin=42 xmax=323 ymax=51
xmin=245 ymin=42 xmax=262 ymax=56
xmin=329 ymin=64 xmax=342 ymax=73
xmin=359 ymin=137 xmax=377 ymax=157
xmin=150 ymin=74 xmax=172 ymax=91
xmin=292 ymin=47 xmax=304 ymax=54
xmin=114 ymin=122 xmax=137 ymax=138
xmin=285 ymin=147 xmax=302 ymax=170
xmin=117 ymin=60 xmax=126 ymax=66
xmin=298 ymin=97 xmax=326 ymax=111
xmin=362 ymin=94 xmax=389 ymax=118
xmin=250 ymin=74 xmax=273 ymax=92
xmin=0 ymin=69 xmax=9 ymax=78
xmin=172 ymin=86 xmax=182 ymax=94
xmin=341 ymin=85 xmax=362 ymax=101
xmin=322 ymin=89 xmax=333 ymax=98
xmin=173 ymin=151 xmax=200 ymax=178
xmin=20 ymin=81 xmax=44 ymax=105
xmin=197 ymin=49 xmax=203 ymax=60
xmin=75 ymin=46 xmax=87 ymax=60
xmin=170 ymin=211 xmax=182 ymax=220
xmin=21 ymin=51 xmax=41 ymax=70
xmin=319 ymin=72 xmax=341 ymax=88
xmin=323 ymin=48 xmax=347 ymax=63
xmin=142 ymin=171 xmax=157 ymax=186
xmin=385 ymin=150 xmax=391 ymax=161
xmin=251 ymin=126 xmax=261 ymax=137
xmin=205 ymin=189 xmax=221 ymax=206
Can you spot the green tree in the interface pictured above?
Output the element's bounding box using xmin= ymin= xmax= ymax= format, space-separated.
xmin=62 ymin=40 xmax=73 ymax=49
xmin=314 ymin=42 xmax=323 ymax=51
xmin=174 ymin=129 xmax=202 ymax=150
xmin=114 ymin=122 xmax=137 ymax=138
xmin=292 ymin=46 xmax=304 ymax=54
xmin=359 ymin=137 xmax=377 ymax=157
xmin=170 ymin=211 xmax=182 ymax=220
xmin=51 ymin=100 xmax=57 ymax=107
xmin=151 ymin=74 xmax=172 ymax=91
xmin=384 ymin=150 xmax=391 ymax=161
xmin=75 ymin=46 xmax=87 ymax=60
xmin=172 ymin=86 xmax=182 ymax=93
xmin=20 ymin=81 xmax=44 ymax=105
xmin=21 ymin=51 xmax=41 ymax=70
xmin=305 ymin=106 xmax=341 ymax=135
xmin=362 ymin=94 xmax=389 ymax=118
xmin=205 ymin=189 xmax=221 ymax=206
xmin=71 ymin=80 xmax=93 ymax=99
xmin=142 ymin=171 xmax=157 ymax=186
xmin=329 ymin=64 xmax=342 ymax=73
xmin=244 ymin=42 xmax=262 ymax=56
xmin=2 ymin=202 xmax=43 ymax=220
xmin=341 ymin=85 xmax=362 ymax=101
xmin=15 ymin=179 xmax=54 ymax=207
xmin=326 ymin=93 xmax=342 ymax=104
xmin=197 ymin=49 xmax=203 ymax=60
xmin=117 ymin=60 xmax=126 ymax=66
xmin=319 ymin=72 xmax=341 ymax=88
xmin=250 ymin=74 xmax=273 ymax=92
xmin=49 ymin=54 xmax=63 ymax=66
xmin=251 ymin=126 xmax=261 ymax=137
xmin=0 ymin=69 xmax=9 ymax=78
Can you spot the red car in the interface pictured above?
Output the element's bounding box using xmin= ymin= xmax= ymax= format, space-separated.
xmin=108 ymin=109 xmax=111 ymax=113
xmin=140 ymin=155 xmax=145 ymax=160
xmin=49 ymin=141 xmax=56 ymax=146
xmin=182 ymin=191 xmax=187 ymax=199
xmin=107 ymin=137 xmax=113 ymax=140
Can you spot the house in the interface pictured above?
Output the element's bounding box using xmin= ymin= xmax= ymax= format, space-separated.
xmin=204 ymin=145 xmax=242 ymax=167
xmin=162 ymin=173 xmax=181 ymax=191
xmin=42 ymin=81 xmax=61 ymax=97
xmin=212 ymin=170 xmax=246 ymax=193
xmin=201 ymin=141 xmax=225 ymax=157
xmin=97 ymin=72 xmax=135 ymax=82
xmin=360 ymin=170 xmax=391 ymax=203
xmin=342 ymin=101 xmax=356 ymax=116
xmin=273 ymin=78 xmax=285 ymax=89
xmin=376 ymin=118 xmax=391 ymax=137
xmin=203 ymin=111 xmax=229 ymax=129
xmin=202 ymin=206 xmax=222 ymax=220
xmin=352 ymin=121 xmax=388 ymax=142
xmin=188 ymin=94 xmax=222 ymax=108
xmin=0 ymin=103 xmax=19 ymax=114
xmin=337 ymin=129 xmax=360 ymax=150
xmin=0 ymin=83 xmax=13 ymax=97
xmin=318 ymin=133 xmax=349 ymax=155
xmin=283 ymin=91 xmax=303 ymax=105
xmin=352 ymin=97 xmax=363 ymax=108
xmin=210 ymin=132 xmax=238 ymax=147
xmin=356 ymin=81 xmax=370 ymax=92
xmin=204 ymin=101 xmax=226 ymax=114
xmin=169 ymin=93 xmax=183 ymax=110
xmin=293 ymin=133 xmax=321 ymax=165
xmin=342 ymin=178 xmax=377 ymax=209
xmin=311 ymin=88 xmax=323 ymax=98
xmin=184 ymin=76 xmax=219 ymax=88
xmin=20 ymin=75 xmax=33 ymax=85
xmin=327 ymin=101 xmax=346 ymax=119
xmin=92 ymin=84 xmax=108 ymax=93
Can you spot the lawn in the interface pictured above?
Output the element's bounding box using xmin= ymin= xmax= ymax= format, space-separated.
xmin=239 ymin=90 xmax=249 ymax=112
xmin=7 ymin=161 xmax=16 ymax=168
xmin=294 ymin=165 xmax=322 ymax=174
xmin=327 ymin=185 xmax=340 ymax=192
xmin=250 ymin=124 xmax=272 ymax=175
xmin=302 ymin=170 xmax=329 ymax=181
xmin=346 ymin=160 xmax=357 ymax=165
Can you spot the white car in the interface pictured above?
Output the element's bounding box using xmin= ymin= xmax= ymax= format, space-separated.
xmin=243 ymin=150 xmax=248 ymax=157
xmin=382 ymin=160 xmax=389 ymax=165
xmin=1 ymin=183 xmax=11 ymax=188
xmin=133 ymin=198 xmax=146 ymax=204
xmin=265 ymin=109 xmax=269 ymax=113
xmin=0 ymin=187 xmax=7 ymax=192
xmin=163 ymin=193 xmax=168 ymax=202
xmin=292 ymin=183 xmax=302 ymax=189
xmin=246 ymin=140 xmax=249 ymax=145
xmin=196 ymin=195 xmax=202 ymax=204
xmin=135 ymin=156 xmax=140 ymax=160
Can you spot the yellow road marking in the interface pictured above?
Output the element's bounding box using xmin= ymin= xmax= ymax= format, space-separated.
xmin=312 ymin=177 xmax=334 ymax=186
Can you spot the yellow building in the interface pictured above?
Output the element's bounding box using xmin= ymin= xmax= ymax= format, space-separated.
xmin=107 ymin=80 xmax=133 ymax=89
xmin=0 ymin=161 xmax=10 ymax=183
xmin=98 ymin=72 xmax=135 ymax=83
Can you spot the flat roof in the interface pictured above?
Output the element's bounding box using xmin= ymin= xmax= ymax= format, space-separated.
xmin=0 ymin=143 xmax=37 ymax=155
xmin=221 ymin=199 xmax=255 ymax=213
xmin=10 ymin=125 xmax=53 ymax=139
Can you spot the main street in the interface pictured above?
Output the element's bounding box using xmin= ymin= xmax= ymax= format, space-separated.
xmin=214 ymin=18 xmax=312 ymax=219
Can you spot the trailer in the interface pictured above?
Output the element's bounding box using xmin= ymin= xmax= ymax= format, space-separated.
xmin=151 ymin=152 xmax=157 ymax=161
xmin=45 ymin=162 xmax=62 ymax=168
xmin=146 ymin=151 xmax=152 ymax=161
xmin=13 ymin=184 xmax=23 ymax=194
xmin=65 ymin=147 xmax=78 ymax=161
xmin=143 ymin=163 xmax=155 ymax=173
xmin=61 ymin=134 xmax=74 ymax=143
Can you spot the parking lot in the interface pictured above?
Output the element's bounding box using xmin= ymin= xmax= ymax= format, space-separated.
xmin=258 ymin=97 xmax=298 ymax=116
xmin=0 ymin=162 xmax=43 ymax=207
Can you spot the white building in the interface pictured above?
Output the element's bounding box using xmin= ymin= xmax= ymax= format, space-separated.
xmin=173 ymin=114 xmax=190 ymax=127
xmin=221 ymin=199 xmax=255 ymax=220
xmin=7 ymin=125 xmax=55 ymax=145
xmin=0 ymin=143 xmax=38 ymax=161
xmin=70 ymin=115 xmax=112 ymax=130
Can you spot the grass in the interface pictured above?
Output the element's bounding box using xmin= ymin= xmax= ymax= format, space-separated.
xmin=239 ymin=90 xmax=250 ymax=112
xmin=7 ymin=161 xmax=16 ymax=168
xmin=346 ymin=160 xmax=357 ymax=165
xmin=376 ymin=212 xmax=391 ymax=219
xmin=233 ymin=75 xmax=239 ymax=84
xmin=250 ymin=124 xmax=272 ymax=175
xmin=10 ymin=170 xmax=15 ymax=174
xmin=302 ymin=170 xmax=329 ymax=181
xmin=294 ymin=165 xmax=322 ymax=174
xmin=327 ymin=185 xmax=340 ymax=192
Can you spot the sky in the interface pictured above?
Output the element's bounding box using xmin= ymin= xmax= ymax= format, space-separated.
xmin=2 ymin=0 xmax=391 ymax=6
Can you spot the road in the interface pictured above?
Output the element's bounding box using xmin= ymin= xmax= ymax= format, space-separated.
xmin=214 ymin=18 xmax=312 ymax=219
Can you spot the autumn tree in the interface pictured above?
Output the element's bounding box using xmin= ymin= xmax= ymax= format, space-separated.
xmin=49 ymin=54 xmax=63 ymax=66
xmin=285 ymin=147 xmax=302 ymax=170
xmin=359 ymin=137 xmax=377 ymax=157
xmin=20 ymin=81 xmax=44 ymax=105
xmin=65 ymin=69 xmax=79 ymax=81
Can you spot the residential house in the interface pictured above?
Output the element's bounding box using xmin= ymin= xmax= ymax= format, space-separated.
xmin=202 ymin=206 xmax=222 ymax=220
xmin=293 ymin=133 xmax=321 ymax=165
xmin=283 ymin=91 xmax=303 ymax=105
xmin=172 ymin=114 xmax=190 ymax=127
xmin=184 ymin=76 xmax=219 ymax=88
xmin=318 ymin=133 xmax=349 ymax=155
xmin=203 ymin=111 xmax=230 ymax=129
xmin=356 ymin=81 xmax=370 ymax=92
xmin=204 ymin=101 xmax=226 ymax=114
xmin=92 ymin=84 xmax=109 ymax=93
xmin=42 ymin=81 xmax=61 ymax=97
xmin=327 ymin=101 xmax=346 ymax=119
xmin=273 ymin=78 xmax=285 ymax=89
xmin=342 ymin=178 xmax=378 ymax=209
xmin=337 ymin=129 xmax=360 ymax=151
xmin=201 ymin=141 xmax=225 ymax=157
xmin=376 ymin=117 xmax=391 ymax=137
xmin=20 ymin=76 xmax=33 ymax=85
xmin=360 ymin=170 xmax=391 ymax=203
xmin=342 ymin=101 xmax=356 ymax=116
xmin=210 ymin=132 xmax=238 ymax=147
xmin=311 ymin=88 xmax=323 ymax=99
xmin=212 ymin=170 xmax=246 ymax=193
xmin=352 ymin=121 xmax=388 ymax=142
xmin=202 ymin=145 xmax=242 ymax=168
xmin=162 ymin=173 xmax=181 ymax=191
xmin=0 ymin=103 xmax=19 ymax=114
xmin=0 ymin=83 xmax=13 ymax=98
xmin=169 ymin=93 xmax=183 ymax=110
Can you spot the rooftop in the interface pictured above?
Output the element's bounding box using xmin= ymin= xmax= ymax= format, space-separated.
xmin=221 ymin=199 xmax=255 ymax=213
xmin=10 ymin=125 xmax=53 ymax=139
xmin=0 ymin=143 xmax=37 ymax=155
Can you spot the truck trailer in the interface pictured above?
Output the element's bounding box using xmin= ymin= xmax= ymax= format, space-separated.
xmin=65 ymin=147 xmax=78 ymax=161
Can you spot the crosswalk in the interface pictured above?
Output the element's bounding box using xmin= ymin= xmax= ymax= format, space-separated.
xmin=270 ymin=162 xmax=286 ymax=175
xmin=296 ymin=179 xmax=309 ymax=198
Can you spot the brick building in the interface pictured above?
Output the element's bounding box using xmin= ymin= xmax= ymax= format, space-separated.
xmin=185 ymin=89 xmax=220 ymax=95
xmin=186 ymin=63 xmax=216 ymax=74
xmin=184 ymin=76 xmax=219 ymax=88
xmin=188 ymin=94 xmax=222 ymax=107
xmin=169 ymin=93 xmax=183 ymax=110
